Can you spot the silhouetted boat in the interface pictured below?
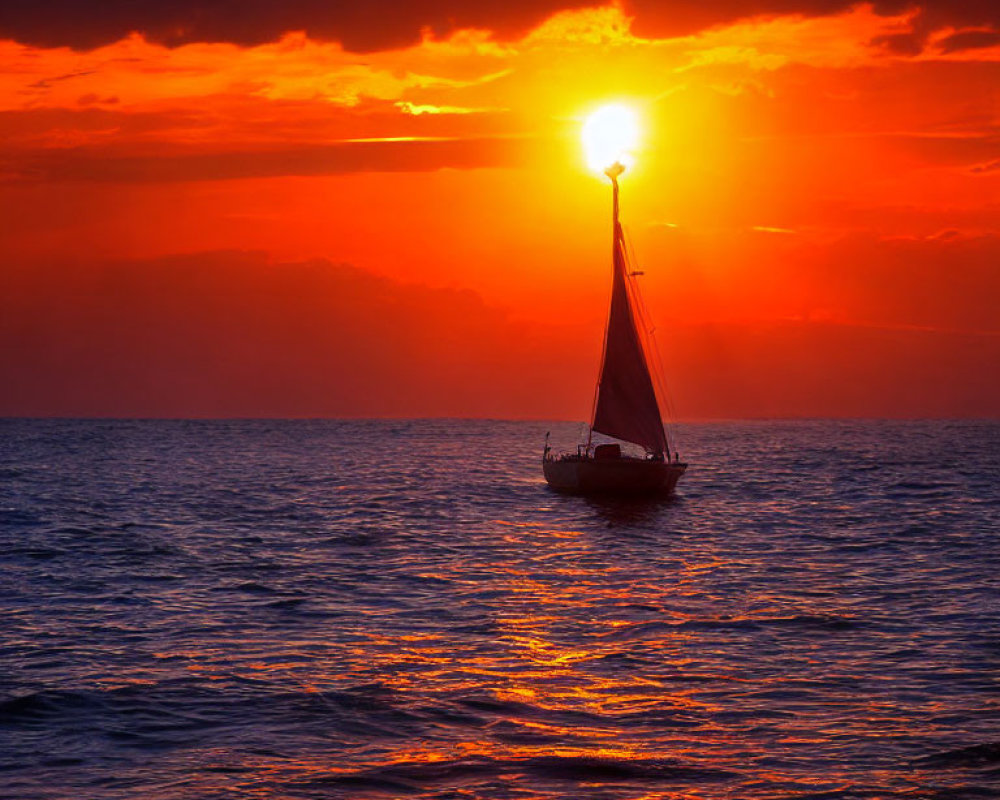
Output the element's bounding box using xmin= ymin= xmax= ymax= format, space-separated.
xmin=543 ymin=162 xmax=686 ymax=496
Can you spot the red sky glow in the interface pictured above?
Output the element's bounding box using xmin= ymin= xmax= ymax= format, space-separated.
xmin=1 ymin=1 xmax=998 ymax=419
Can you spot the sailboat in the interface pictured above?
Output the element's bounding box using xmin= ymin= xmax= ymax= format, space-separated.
xmin=543 ymin=161 xmax=686 ymax=496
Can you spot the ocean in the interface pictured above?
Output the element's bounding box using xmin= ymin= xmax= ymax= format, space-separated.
xmin=2 ymin=418 xmax=999 ymax=799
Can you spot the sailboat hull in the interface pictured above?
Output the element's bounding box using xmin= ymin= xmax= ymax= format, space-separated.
xmin=543 ymin=456 xmax=686 ymax=496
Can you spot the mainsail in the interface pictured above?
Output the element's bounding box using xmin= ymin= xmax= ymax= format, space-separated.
xmin=591 ymin=180 xmax=669 ymax=455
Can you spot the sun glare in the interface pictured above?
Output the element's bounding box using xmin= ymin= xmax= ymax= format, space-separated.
xmin=582 ymin=104 xmax=639 ymax=175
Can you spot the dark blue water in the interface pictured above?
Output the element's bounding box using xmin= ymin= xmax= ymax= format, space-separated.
xmin=2 ymin=419 xmax=999 ymax=799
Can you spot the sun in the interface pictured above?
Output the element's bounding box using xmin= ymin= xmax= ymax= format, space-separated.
xmin=581 ymin=104 xmax=640 ymax=175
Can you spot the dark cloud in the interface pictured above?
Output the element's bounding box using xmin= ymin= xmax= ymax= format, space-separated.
xmin=26 ymin=69 xmax=96 ymax=90
xmin=938 ymin=29 xmax=1000 ymax=54
xmin=629 ymin=0 xmax=906 ymax=37
xmin=866 ymin=0 xmax=1000 ymax=55
xmin=0 ymin=0 xmax=573 ymax=51
xmin=2 ymin=136 xmax=527 ymax=183
xmin=1 ymin=0 xmax=997 ymax=52
xmin=870 ymin=31 xmax=925 ymax=56
xmin=907 ymin=0 xmax=1000 ymax=38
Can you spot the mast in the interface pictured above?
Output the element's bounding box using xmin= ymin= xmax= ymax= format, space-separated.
xmin=607 ymin=161 xmax=624 ymax=231
xmin=587 ymin=162 xmax=626 ymax=453
xmin=590 ymin=161 xmax=670 ymax=457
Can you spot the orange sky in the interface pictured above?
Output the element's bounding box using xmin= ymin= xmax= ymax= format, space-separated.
xmin=1 ymin=2 xmax=998 ymax=418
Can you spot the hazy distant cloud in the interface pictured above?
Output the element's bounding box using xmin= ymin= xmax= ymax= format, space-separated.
xmin=886 ymin=133 xmax=1000 ymax=169
xmin=811 ymin=232 xmax=1000 ymax=334
xmin=0 ymin=252 xmax=589 ymax=418
xmin=663 ymin=318 xmax=1000 ymax=419
xmin=3 ymin=137 xmax=527 ymax=183
xmin=1 ymin=1 xmax=997 ymax=52
xmin=0 ymin=107 xmax=211 ymax=145
xmin=654 ymin=228 xmax=1000 ymax=335
xmin=3 ymin=247 xmax=998 ymax=419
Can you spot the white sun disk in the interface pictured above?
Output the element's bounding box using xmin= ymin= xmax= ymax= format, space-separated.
xmin=582 ymin=104 xmax=639 ymax=174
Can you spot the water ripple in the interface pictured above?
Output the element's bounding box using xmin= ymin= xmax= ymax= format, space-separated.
xmin=1 ymin=418 xmax=999 ymax=799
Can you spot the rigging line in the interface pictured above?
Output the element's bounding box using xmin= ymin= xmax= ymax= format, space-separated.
xmin=622 ymin=226 xmax=673 ymax=406
xmin=621 ymin=232 xmax=674 ymax=455
xmin=641 ymin=295 xmax=683 ymax=451
xmin=621 ymin=225 xmax=682 ymax=453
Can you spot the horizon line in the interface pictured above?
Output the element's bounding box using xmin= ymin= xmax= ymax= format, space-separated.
xmin=2 ymin=415 xmax=998 ymax=423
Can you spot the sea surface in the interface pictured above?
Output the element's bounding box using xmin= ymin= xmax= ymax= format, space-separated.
xmin=2 ymin=418 xmax=999 ymax=800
